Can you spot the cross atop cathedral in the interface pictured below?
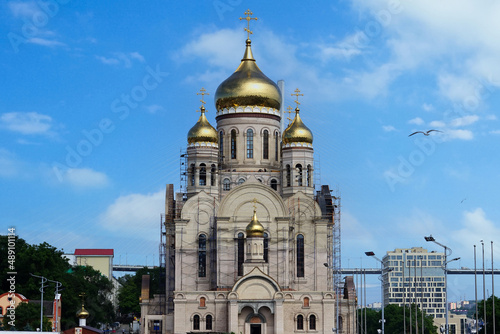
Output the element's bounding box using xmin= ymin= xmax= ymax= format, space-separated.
xmin=286 ymin=106 xmax=295 ymax=124
xmin=291 ymin=88 xmax=304 ymax=109
xmin=251 ymin=198 xmax=259 ymax=210
xmin=79 ymin=292 xmax=86 ymax=305
xmin=240 ymin=9 xmax=258 ymax=39
xmin=197 ymin=87 xmax=209 ymax=106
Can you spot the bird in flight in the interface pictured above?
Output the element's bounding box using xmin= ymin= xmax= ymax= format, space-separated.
xmin=408 ymin=129 xmax=443 ymax=137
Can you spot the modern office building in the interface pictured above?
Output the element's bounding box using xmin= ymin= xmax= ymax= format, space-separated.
xmin=382 ymin=247 xmax=446 ymax=319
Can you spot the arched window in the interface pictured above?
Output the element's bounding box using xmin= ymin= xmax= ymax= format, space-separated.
xmin=199 ymin=163 xmax=206 ymax=186
xmin=219 ymin=131 xmax=224 ymax=159
xmin=190 ymin=164 xmax=195 ymax=186
xmin=231 ymin=130 xmax=237 ymax=159
xmin=223 ymin=178 xmax=231 ymax=191
xmin=237 ymin=232 xmax=244 ymax=276
xmin=199 ymin=297 xmax=206 ymax=308
xmin=286 ymin=164 xmax=291 ymax=187
xmin=206 ymin=314 xmax=213 ymax=330
xmin=198 ymin=234 xmax=207 ymax=277
xmin=238 ymin=178 xmax=245 ymax=185
xmin=307 ymin=164 xmax=312 ymax=187
xmin=297 ymin=315 xmax=304 ymax=330
xmin=193 ymin=315 xmax=200 ymax=330
xmin=211 ymin=164 xmax=216 ymax=186
xmin=303 ymin=297 xmax=310 ymax=307
xmin=270 ymin=179 xmax=278 ymax=191
xmin=309 ymin=315 xmax=316 ymax=330
xmin=296 ymin=164 xmax=303 ymax=186
xmin=263 ymin=130 xmax=269 ymax=159
xmin=297 ymin=234 xmax=305 ymax=277
xmin=275 ymin=131 xmax=279 ymax=161
xmin=246 ymin=129 xmax=253 ymax=158
xmin=264 ymin=232 xmax=269 ymax=262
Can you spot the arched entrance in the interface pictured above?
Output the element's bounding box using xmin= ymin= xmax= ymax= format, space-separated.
xmin=245 ymin=312 xmax=265 ymax=334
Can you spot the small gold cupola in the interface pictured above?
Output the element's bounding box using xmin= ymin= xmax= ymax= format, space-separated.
xmin=282 ymin=89 xmax=313 ymax=145
xmin=187 ymin=88 xmax=218 ymax=144
xmin=246 ymin=205 xmax=264 ymax=238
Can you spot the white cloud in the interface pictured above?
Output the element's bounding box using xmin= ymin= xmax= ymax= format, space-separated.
xmin=8 ymin=1 xmax=38 ymax=18
xmin=445 ymin=129 xmax=474 ymax=140
xmin=143 ymin=104 xmax=164 ymax=114
xmin=382 ymin=125 xmax=396 ymax=132
xmin=408 ymin=117 xmax=424 ymax=125
xmin=57 ymin=168 xmax=110 ymax=188
xmin=449 ymin=115 xmax=479 ymax=127
xmin=99 ymin=190 xmax=164 ymax=236
xmin=422 ymin=103 xmax=434 ymax=112
xmin=96 ymin=52 xmax=146 ymax=68
xmin=0 ymin=111 xmax=54 ymax=135
xmin=28 ymin=37 xmax=65 ymax=47
xmin=315 ymin=31 xmax=366 ymax=62
xmin=490 ymin=130 xmax=500 ymax=135
xmin=451 ymin=208 xmax=500 ymax=259
xmin=0 ymin=148 xmax=20 ymax=177
xmin=428 ymin=120 xmax=445 ymax=128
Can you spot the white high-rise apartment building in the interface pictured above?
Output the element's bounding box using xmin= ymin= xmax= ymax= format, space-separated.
xmin=382 ymin=247 xmax=446 ymax=318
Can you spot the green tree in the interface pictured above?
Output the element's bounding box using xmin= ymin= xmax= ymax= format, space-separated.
xmin=0 ymin=236 xmax=115 ymax=330
xmin=117 ymin=267 xmax=162 ymax=318
xmin=2 ymin=302 xmax=51 ymax=331
xmin=358 ymin=304 xmax=437 ymax=334
xmin=477 ymin=296 xmax=500 ymax=334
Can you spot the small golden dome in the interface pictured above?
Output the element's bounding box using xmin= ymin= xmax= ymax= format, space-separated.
xmin=246 ymin=209 xmax=264 ymax=238
xmin=215 ymin=39 xmax=281 ymax=111
xmin=282 ymin=108 xmax=313 ymax=144
xmin=76 ymin=306 xmax=90 ymax=319
xmin=187 ymin=106 xmax=218 ymax=144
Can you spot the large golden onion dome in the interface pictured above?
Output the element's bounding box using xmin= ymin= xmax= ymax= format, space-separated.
xmin=246 ymin=208 xmax=264 ymax=238
xmin=215 ymin=39 xmax=281 ymax=111
xmin=187 ymin=106 xmax=218 ymax=144
xmin=282 ymin=107 xmax=313 ymax=144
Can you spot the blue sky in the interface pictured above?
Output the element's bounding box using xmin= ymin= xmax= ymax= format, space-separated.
xmin=1 ymin=1 xmax=499 ymax=303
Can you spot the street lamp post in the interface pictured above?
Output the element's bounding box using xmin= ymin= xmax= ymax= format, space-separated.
xmin=365 ymin=251 xmax=392 ymax=334
xmin=424 ymin=235 xmax=460 ymax=334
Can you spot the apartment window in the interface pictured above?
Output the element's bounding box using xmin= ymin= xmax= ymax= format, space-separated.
xmin=297 ymin=315 xmax=304 ymax=330
xmin=237 ymin=232 xmax=244 ymax=276
xmin=263 ymin=130 xmax=269 ymax=159
xmin=296 ymin=164 xmax=303 ymax=186
xmin=231 ymin=130 xmax=237 ymax=159
xmin=193 ymin=315 xmax=200 ymax=330
xmin=264 ymin=232 xmax=269 ymax=262
xmin=198 ymin=234 xmax=207 ymax=277
xmin=206 ymin=315 xmax=212 ymax=330
xmin=210 ymin=164 xmax=216 ymax=186
xmin=219 ymin=131 xmax=224 ymax=159
xmin=199 ymin=163 xmax=206 ymax=186
xmin=286 ymin=165 xmax=291 ymax=187
xmin=309 ymin=315 xmax=316 ymax=330
xmin=297 ymin=234 xmax=305 ymax=277
xmin=223 ymin=178 xmax=231 ymax=191
xmin=246 ymin=129 xmax=253 ymax=158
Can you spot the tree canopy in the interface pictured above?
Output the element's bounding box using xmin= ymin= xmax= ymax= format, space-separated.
xmin=0 ymin=236 xmax=115 ymax=330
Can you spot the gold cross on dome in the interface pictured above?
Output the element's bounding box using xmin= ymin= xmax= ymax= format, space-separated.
xmin=291 ymin=88 xmax=304 ymax=108
xmin=286 ymin=106 xmax=295 ymax=123
xmin=240 ymin=9 xmax=258 ymax=39
xmin=197 ymin=87 xmax=209 ymax=106
xmin=251 ymin=198 xmax=259 ymax=210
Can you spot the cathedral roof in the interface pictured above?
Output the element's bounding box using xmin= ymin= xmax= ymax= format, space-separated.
xmin=214 ymin=38 xmax=281 ymax=111
xmin=187 ymin=106 xmax=218 ymax=144
xmin=246 ymin=208 xmax=264 ymax=238
xmin=282 ymin=107 xmax=313 ymax=145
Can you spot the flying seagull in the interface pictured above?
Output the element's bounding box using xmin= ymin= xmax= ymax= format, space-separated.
xmin=408 ymin=129 xmax=443 ymax=137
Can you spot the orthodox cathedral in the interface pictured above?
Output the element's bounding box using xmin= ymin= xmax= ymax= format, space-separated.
xmin=140 ymin=10 xmax=356 ymax=334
